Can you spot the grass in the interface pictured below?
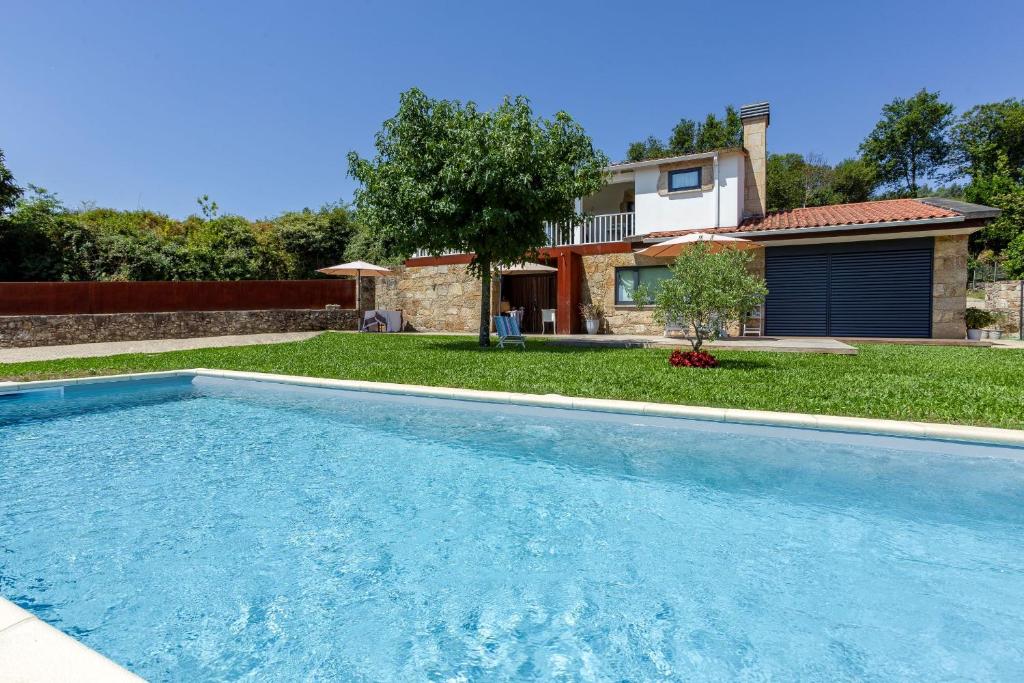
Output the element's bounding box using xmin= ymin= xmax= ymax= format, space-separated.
xmin=2 ymin=332 xmax=1022 ymax=429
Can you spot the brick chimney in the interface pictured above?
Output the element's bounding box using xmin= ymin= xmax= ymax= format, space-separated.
xmin=740 ymin=102 xmax=770 ymax=219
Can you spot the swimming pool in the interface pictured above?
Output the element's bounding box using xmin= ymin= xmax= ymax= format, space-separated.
xmin=2 ymin=374 xmax=1023 ymax=680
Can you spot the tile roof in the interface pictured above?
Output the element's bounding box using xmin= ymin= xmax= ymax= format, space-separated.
xmin=646 ymin=199 xmax=962 ymax=238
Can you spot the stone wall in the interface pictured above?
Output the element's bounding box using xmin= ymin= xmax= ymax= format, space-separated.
xmin=579 ymin=248 xmax=766 ymax=336
xmin=977 ymin=280 xmax=1023 ymax=335
xmin=579 ymin=252 xmax=665 ymax=334
xmin=376 ymin=264 xmax=498 ymax=332
xmin=0 ymin=309 xmax=358 ymax=348
xmin=932 ymin=234 xmax=970 ymax=339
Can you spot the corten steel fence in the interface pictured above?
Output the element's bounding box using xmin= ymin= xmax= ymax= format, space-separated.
xmin=0 ymin=280 xmax=356 ymax=316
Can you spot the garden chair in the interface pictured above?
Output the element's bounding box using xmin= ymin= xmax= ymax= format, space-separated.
xmin=541 ymin=308 xmax=556 ymax=334
xmin=493 ymin=315 xmax=526 ymax=349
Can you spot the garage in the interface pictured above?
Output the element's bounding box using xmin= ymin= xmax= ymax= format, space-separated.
xmin=764 ymin=238 xmax=934 ymax=338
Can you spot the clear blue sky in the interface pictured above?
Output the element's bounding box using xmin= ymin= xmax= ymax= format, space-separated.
xmin=2 ymin=0 xmax=1021 ymax=219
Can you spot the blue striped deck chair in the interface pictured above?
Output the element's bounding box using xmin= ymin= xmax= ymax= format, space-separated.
xmin=494 ymin=315 xmax=526 ymax=349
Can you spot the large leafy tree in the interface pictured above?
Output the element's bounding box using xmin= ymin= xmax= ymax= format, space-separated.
xmin=829 ymin=158 xmax=877 ymax=204
xmin=766 ymin=153 xmax=808 ymax=212
xmin=626 ymin=106 xmax=742 ymax=162
xmin=348 ymin=88 xmax=607 ymax=346
xmin=951 ymin=98 xmax=1024 ymax=182
xmin=273 ymin=203 xmax=357 ymax=278
xmin=860 ymin=89 xmax=955 ymax=196
xmin=767 ymin=154 xmax=879 ymax=212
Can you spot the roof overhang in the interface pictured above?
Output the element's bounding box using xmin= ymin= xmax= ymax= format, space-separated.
xmin=635 ymin=215 xmax=972 ymax=245
xmin=917 ymin=197 xmax=1002 ymax=220
xmin=604 ymin=148 xmax=745 ymax=173
xmin=740 ymin=225 xmax=979 ymax=247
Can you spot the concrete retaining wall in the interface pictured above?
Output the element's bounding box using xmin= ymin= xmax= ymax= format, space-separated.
xmin=0 ymin=309 xmax=359 ymax=348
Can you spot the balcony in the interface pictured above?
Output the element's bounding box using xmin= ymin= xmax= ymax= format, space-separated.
xmin=412 ymin=212 xmax=635 ymax=258
xmin=544 ymin=211 xmax=635 ymax=247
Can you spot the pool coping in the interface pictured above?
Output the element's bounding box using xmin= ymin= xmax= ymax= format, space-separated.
xmin=2 ymin=367 xmax=1024 ymax=677
xmin=0 ymin=598 xmax=143 ymax=681
xmin=2 ymin=368 xmax=1023 ymax=447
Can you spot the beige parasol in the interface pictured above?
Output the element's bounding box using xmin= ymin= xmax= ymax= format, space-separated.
xmin=317 ymin=261 xmax=392 ymax=308
xmin=638 ymin=232 xmax=762 ymax=258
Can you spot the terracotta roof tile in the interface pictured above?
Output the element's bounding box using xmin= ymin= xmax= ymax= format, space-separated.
xmin=646 ymin=199 xmax=961 ymax=238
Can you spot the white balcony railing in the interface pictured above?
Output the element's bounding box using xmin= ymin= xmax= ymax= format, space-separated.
xmin=546 ymin=211 xmax=635 ymax=247
xmin=412 ymin=212 xmax=635 ymax=257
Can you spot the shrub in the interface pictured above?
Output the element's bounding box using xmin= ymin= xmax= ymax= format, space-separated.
xmin=965 ymin=307 xmax=996 ymax=329
xmin=669 ymin=349 xmax=719 ymax=368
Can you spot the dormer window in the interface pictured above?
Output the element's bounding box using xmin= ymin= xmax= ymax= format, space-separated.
xmin=667 ymin=168 xmax=701 ymax=192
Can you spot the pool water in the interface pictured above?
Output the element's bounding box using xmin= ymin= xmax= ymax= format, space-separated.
xmin=2 ymin=377 xmax=1024 ymax=681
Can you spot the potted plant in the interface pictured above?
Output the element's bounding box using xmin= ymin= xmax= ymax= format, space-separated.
xmin=579 ymin=302 xmax=604 ymax=335
xmin=965 ymin=307 xmax=995 ymax=340
xmin=990 ymin=312 xmax=1006 ymax=340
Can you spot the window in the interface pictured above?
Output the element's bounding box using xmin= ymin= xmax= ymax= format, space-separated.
xmin=667 ymin=167 xmax=701 ymax=192
xmin=615 ymin=266 xmax=672 ymax=305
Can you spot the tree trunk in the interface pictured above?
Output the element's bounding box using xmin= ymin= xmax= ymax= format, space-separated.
xmin=478 ymin=256 xmax=492 ymax=347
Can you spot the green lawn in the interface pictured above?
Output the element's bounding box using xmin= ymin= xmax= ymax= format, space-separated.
xmin=2 ymin=332 xmax=1022 ymax=428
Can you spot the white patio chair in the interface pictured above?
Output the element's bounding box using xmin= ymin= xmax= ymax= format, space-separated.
xmin=541 ymin=309 xmax=556 ymax=334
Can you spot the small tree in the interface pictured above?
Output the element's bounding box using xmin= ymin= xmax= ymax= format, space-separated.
xmin=641 ymin=242 xmax=767 ymax=352
xmin=349 ymin=88 xmax=607 ymax=346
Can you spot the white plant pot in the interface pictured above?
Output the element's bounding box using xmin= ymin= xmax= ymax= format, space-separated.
xmin=990 ymin=329 xmax=1003 ymax=340
xmin=982 ymin=329 xmax=991 ymax=339
xmin=967 ymin=329 xmax=983 ymax=340
xmin=585 ymin=319 xmax=600 ymax=335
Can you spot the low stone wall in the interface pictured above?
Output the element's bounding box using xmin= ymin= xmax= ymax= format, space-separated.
xmin=977 ymin=280 xmax=1023 ymax=335
xmin=376 ymin=264 xmax=498 ymax=332
xmin=0 ymin=309 xmax=359 ymax=348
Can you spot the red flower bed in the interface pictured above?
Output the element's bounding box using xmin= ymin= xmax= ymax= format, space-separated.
xmin=668 ymin=349 xmax=719 ymax=368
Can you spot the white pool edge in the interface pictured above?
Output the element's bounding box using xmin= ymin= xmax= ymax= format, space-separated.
xmin=0 ymin=597 xmax=143 ymax=681
xmin=2 ymin=367 xmax=1024 ymax=676
xmin=3 ymin=368 xmax=1022 ymax=447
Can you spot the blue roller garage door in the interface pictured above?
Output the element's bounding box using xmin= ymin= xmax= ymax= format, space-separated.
xmin=764 ymin=238 xmax=933 ymax=338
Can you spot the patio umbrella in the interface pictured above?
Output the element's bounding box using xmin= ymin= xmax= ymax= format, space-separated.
xmin=638 ymin=232 xmax=762 ymax=258
xmin=317 ymin=260 xmax=392 ymax=309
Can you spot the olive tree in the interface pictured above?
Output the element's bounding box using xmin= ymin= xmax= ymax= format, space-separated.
xmin=348 ymin=88 xmax=607 ymax=346
xmin=640 ymin=242 xmax=767 ymax=352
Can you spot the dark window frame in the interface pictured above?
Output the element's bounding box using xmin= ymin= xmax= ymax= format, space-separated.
xmin=614 ymin=265 xmax=671 ymax=305
xmin=667 ymin=167 xmax=702 ymax=192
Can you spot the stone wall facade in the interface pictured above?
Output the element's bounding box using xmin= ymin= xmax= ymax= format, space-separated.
xmin=0 ymin=309 xmax=358 ymax=348
xmin=579 ymin=252 xmax=665 ymax=334
xmin=579 ymin=248 xmax=766 ymax=336
xmin=376 ymin=264 xmax=499 ymax=333
xmin=978 ymin=280 xmax=1023 ymax=335
xmin=380 ymin=235 xmax=968 ymax=338
xmin=932 ymin=234 xmax=970 ymax=339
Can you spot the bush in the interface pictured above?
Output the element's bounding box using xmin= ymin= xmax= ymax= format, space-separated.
xmin=965 ymin=307 xmax=996 ymax=329
xmin=0 ymin=189 xmax=362 ymax=281
xmin=669 ymin=349 xmax=719 ymax=368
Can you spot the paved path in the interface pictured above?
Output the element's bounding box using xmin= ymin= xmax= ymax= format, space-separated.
xmin=0 ymin=331 xmax=322 ymax=363
xmin=545 ymin=335 xmax=858 ymax=354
